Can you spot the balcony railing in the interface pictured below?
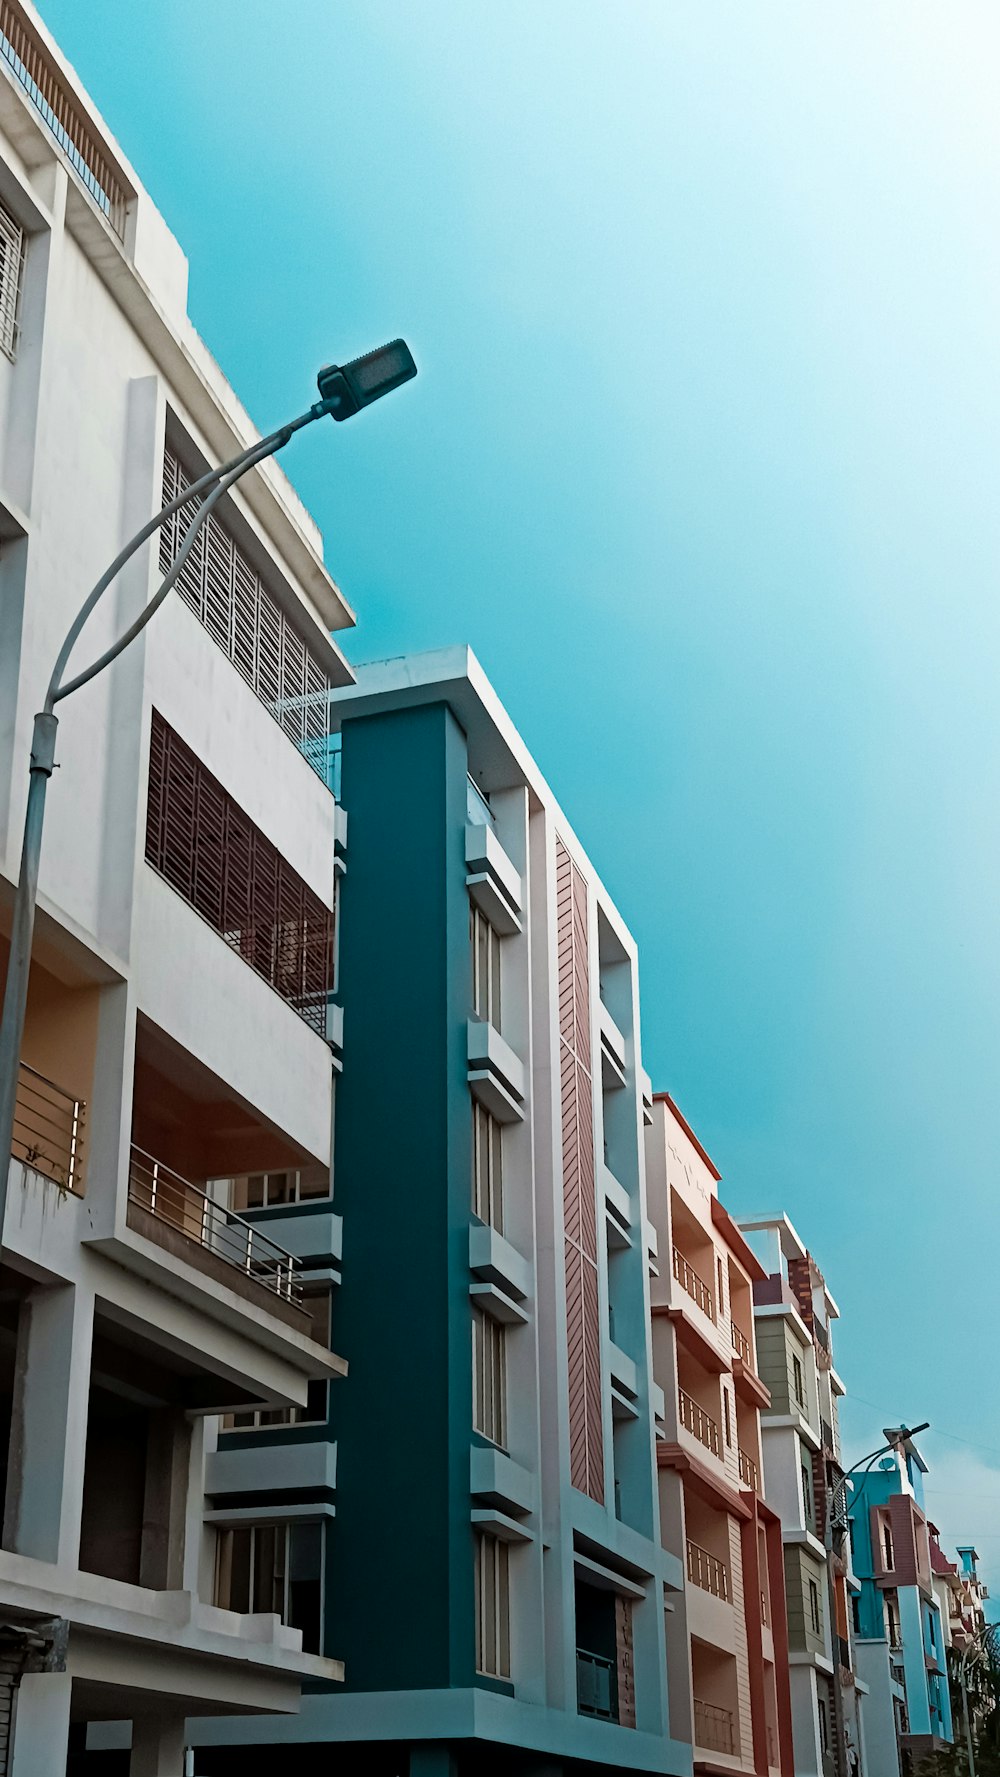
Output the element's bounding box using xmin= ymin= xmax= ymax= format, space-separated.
xmin=694 ymin=1698 xmax=736 ymax=1755
xmin=128 ymin=1146 xmax=301 ymax=1303
xmin=577 ymin=1648 xmax=617 ymax=1722
xmin=0 ymin=0 xmax=132 ymax=238
xmin=738 ymin=1446 xmax=759 ymax=1491
xmin=687 ymin=1539 xmax=730 ymax=1601
xmin=731 ymin=1319 xmax=752 ymax=1365
xmin=672 ymin=1245 xmax=715 ymax=1319
xmin=679 ymin=1387 xmax=721 ymax=1457
xmin=12 ymin=1061 xmax=85 ymax=1193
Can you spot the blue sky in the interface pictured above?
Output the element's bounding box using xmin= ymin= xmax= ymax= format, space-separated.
xmin=42 ymin=2 xmax=1000 ymax=1587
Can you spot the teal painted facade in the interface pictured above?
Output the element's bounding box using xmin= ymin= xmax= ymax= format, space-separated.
xmin=191 ymin=652 xmax=691 ymax=1777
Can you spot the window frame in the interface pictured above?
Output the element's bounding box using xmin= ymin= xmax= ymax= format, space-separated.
xmin=215 ymin=1518 xmax=325 ymax=1654
xmin=471 ymin=904 xmax=502 ymax=1029
xmin=472 ymin=1304 xmax=507 ymax=1449
xmin=808 ymin=1576 xmax=822 ymax=1635
xmin=792 ymin=1354 xmax=805 ymax=1408
xmin=231 ymin=1167 xmax=331 ymax=1210
xmin=475 ymin=1529 xmax=511 ymax=1680
xmin=472 ymin=1100 xmax=504 ymax=1233
xmin=0 ymin=200 xmax=24 ymax=362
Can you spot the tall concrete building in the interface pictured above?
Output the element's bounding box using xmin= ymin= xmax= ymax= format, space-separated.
xmin=645 ymin=1095 xmax=795 ymax=1777
xmin=0 ymin=1 xmax=352 ymax=1768
xmin=847 ymin=1434 xmax=953 ymax=1776
xmin=739 ymin=1216 xmax=869 ymax=1777
xmin=193 ymin=648 xmax=692 ymax=1777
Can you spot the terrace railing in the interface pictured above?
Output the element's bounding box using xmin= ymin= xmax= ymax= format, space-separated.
xmin=687 ymin=1539 xmax=730 ymax=1601
xmin=679 ymin=1387 xmax=721 ymax=1458
xmin=672 ymin=1245 xmax=715 ymax=1319
xmin=11 ymin=1060 xmax=84 ymax=1193
xmin=694 ymin=1699 xmax=736 ymax=1756
xmin=128 ymin=1145 xmax=300 ymax=1303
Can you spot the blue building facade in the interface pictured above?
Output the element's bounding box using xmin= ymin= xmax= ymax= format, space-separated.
xmin=848 ymin=1434 xmax=953 ymax=1777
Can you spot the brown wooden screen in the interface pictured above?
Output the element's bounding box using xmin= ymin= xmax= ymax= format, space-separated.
xmin=159 ymin=449 xmax=334 ymax=787
xmin=145 ymin=711 xmax=333 ymax=1036
xmin=556 ymin=836 xmax=604 ymax=1503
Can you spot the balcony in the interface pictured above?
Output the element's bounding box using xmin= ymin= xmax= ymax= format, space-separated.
xmin=11 ymin=1060 xmax=85 ymax=1194
xmin=694 ymin=1698 xmax=736 ymax=1756
xmin=738 ymin=1446 xmax=759 ymax=1491
xmin=672 ymin=1245 xmax=715 ymax=1319
xmin=128 ymin=1146 xmax=301 ymax=1304
xmin=577 ymin=1648 xmax=617 ymax=1722
xmin=679 ymin=1386 xmax=721 ymax=1458
xmin=687 ymin=1539 xmax=730 ymax=1602
xmin=731 ymin=1319 xmax=752 ymax=1365
xmin=0 ymin=0 xmax=133 ymax=238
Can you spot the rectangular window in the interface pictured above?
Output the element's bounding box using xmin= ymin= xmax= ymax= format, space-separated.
xmin=475 ymin=1530 xmax=510 ymax=1678
xmin=472 ymin=1307 xmax=506 ymax=1447
xmin=471 ymin=905 xmax=502 ymax=1028
xmin=216 ymin=1520 xmax=324 ymax=1653
xmin=792 ymin=1355 xmax=805 ymax=1407
xmin=818 ymin=1697 xmax=829 ymax=1753
xmin=0 ymin=200 xmax=23 ymax=361
xmin=723 ymin=1387 xmax=732 ymax=1448
xmin=159 ymin=448 xmax=335 ymax=789
xmin=145 ymin=712 xmax=334 ymax=1035
xmin=801 ymin=1460 xmax=814 ymax=1528
xmin=231 ymin=1165 xmax=329 ymax=1210
xmin=717 ymin=1255 xmax=725 ymax=1307
xmin=472 ymin=1101 xmax=503 ymax=1233
xmin=808 ymin=1577 xmax=822 ymax=1635
xmin=882 ymin=1521 xmax=895 ymax=1569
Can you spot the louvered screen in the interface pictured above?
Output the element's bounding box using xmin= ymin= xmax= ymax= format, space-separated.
xmin=145 ymin=712 xmax=334 ymax=1036
xmin=556 ymin=836 xmax=604 ymax=1503
xmin=158 ymin=448 xmax=336 ymax=790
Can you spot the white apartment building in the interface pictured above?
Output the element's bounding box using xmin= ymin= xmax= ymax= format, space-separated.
xmin=0 ymin=4 xmax=351 ymax=1770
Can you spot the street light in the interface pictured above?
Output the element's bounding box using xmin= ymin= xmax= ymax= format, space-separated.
xmin=0 ymin=340 xmax=417 ymax=1228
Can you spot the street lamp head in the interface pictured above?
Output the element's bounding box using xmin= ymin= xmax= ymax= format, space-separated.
xmin=317 ymin=340 xmax=417 ymax=420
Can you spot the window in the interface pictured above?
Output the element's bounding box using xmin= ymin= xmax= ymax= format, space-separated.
xmin=475 ymin=1531 xmax=510 ymax=1678
xmin=159 ymin=449 xmax=335 ymax=789
xmin=471 ymin=905 xmax=502 ymax=1028
xmin=472 ymin=1101 xmax=503 ymax=1233
xmin=145 ymin=712 xmax=335 ymax=1034
xmin=882 ymin=1521 xmax=895 ymax=1570
xmin=222 ymin=1290 xmax=331 ymax=1430
xmin=808 ymin=1577 xmax=822 ymax=1635
xmin=818 ymin=1697 xmax=829 ymax=1754
xmin=852 ymin=1595 xmax=861 ymax=1636
xmin=216 ymin=1520 xmax=323 ymax=1653
xmin=723 ymin=1388 xmax=732 ymax=1448
xmin=472 ymin=1307 xmax=506 ymax=1447
xmin=231 ymin=1166 xmax=329 ymax=1210
xmin=801 ymin=1460 xmax=815 ymax=1529
xmin=716 ymin=1255 xmax=724 ymax=1307
xmin=792 ymin=1355 xmax=805 ymax=1408
xmin=0 ymin=201 xmax=23 ymax=361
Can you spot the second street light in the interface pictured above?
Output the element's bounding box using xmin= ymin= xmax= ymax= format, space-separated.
xmin=0 ymin=339 xmax=417 ymax=1235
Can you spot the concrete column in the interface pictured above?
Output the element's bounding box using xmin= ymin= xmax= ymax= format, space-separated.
xmin=3 ymin=1280 xmax=94 ymax=1564
xmin=140 ymin=1408 xmax=192 ymax=1591
xmin=9 ymin=1671 xmax=72 ymax=1775
xmin=130 ymin=1713 xmax=186 ymax=1775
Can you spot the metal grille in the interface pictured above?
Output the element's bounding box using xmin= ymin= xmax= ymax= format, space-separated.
xmin=557 ymin=837 xmax=604 ymax=1505
xmin=159 ymin=449 xmax=336 ymax=790
xmin=0 ymin=1 xmax=132 ymax=238
xmin=0 ymin=199 xmax=22 ymax=361
xmin=12 ymin=1059 xmax=85 ymax=1193
xmin=672 ymin=1244 xmax=715 ymax=1318
xmin=145 ymin=711 xmax=334 ymax=1035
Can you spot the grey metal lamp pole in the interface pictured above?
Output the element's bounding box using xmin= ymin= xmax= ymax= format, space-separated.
xmin=0 ymin=339 xmax=416 ymax=1232
xmin=958 ymin=1619 xmax=998 ymax=1777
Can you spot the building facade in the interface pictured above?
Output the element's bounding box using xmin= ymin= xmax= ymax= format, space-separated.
xmin=848 ymin=1436 xmax=954 ymax=1777
xmin=193 ymin=647 xmax=692 ymax=1777
xmin=645 ymin=1095 xmax=794 ymax=1777
xmin=739 ymin=1216 xmax=869 ymax=1777
xmin=0 ymin=2 xmax=353 ymax=1769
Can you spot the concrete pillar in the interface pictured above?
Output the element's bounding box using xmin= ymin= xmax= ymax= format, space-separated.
xmin=130 ymin=1713 xmax=186 ymax=1775
xmin=9 ymin=1671 xmax=72 ymax=1775
xmin=3 ymin=1280 xmax=94 ymax=1564
xmin=140 ymin=1408 xmax=192 ymax=1591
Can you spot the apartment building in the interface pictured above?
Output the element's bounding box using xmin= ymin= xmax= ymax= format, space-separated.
xmin=0 ymin=3 xmax=351 ymax=1769
xmin=645 ymin=1095 xmax=794 ymax=1777
xmin=739 ymin=1216 xmax=868 ymax=1777
xmin=848 ymin=1435 xmax=953 ymax=1776
xmin=192 ymin=646 xmax=692 ymax=1777
xmin=929 ymin=1537 xmax=988 ymax=1657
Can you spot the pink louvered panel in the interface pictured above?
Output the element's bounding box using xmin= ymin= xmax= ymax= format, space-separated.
xmin=556 ymin=837 xmax=604 ymax=1503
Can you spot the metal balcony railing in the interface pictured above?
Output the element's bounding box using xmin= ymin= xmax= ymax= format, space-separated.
xmin=11 ymin=1060 xmax=85 ymax=1193
xmin=0 ymin=0 xmax=132 ymax=237
xmin=687 ymin=1539 xmax=730 ymax=1601
xmin=738 ymin=1446 xmax=759 ymax=1491
xmin=128 ymin=1146 xmax=301 ymax=1303
xmin=694 ymin=1698 xmax=736 ymax=1755
xmin=679 ymin=1387 xmax=721 ymax=1458
xmin=576 ymin=1648 xmax=616 ymax=1721
xmin=731 ymin=1319 xmax=752 ymax=1365
xmin=672 ymin=1245 xmax=715 ymax=1319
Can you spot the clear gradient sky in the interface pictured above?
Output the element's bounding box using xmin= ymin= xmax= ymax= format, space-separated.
xmin=40 ymin=2 xmax=1000 ymax=1595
